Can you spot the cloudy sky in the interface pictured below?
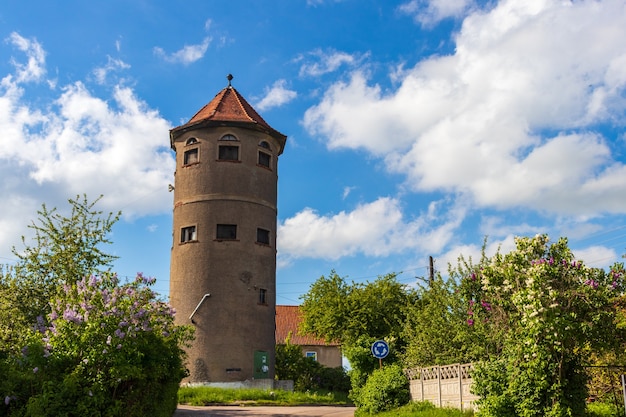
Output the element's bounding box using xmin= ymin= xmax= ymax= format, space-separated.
xmin=1 ymin=0 xmax=625 ymax=304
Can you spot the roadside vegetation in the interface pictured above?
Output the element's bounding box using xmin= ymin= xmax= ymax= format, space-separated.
xmin=300 ymin=235 xmax=626 ymax=416
xmin=3 ymin=194 xmax=625 ymax=417
xmin=178 ymin=386 xmax=350 ymax=406
xmin=0 ymin=196 xmax=193 ymax=417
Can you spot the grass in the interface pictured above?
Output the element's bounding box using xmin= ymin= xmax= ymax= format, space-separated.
xmin=178 ymin=388 xmax=620 ymax=417
xmin=177 ymin=386 xmax=351 ymax=406
xmin=354 ymin=402 xmax=474 ymax=417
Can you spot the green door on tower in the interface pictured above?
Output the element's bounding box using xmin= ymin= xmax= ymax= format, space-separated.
xmin=253 ymin=350 xmax=269 ymax=379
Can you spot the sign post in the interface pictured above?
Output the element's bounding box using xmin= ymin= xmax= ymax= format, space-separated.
xmin=371 ymin=340 xmax=389 ymax=369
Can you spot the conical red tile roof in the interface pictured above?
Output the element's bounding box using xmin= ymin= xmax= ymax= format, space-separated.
xmin=170 ymin=82 xmax=287 ymax=153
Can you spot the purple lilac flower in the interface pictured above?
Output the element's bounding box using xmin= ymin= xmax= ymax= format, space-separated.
xmin=63 ymin=308 xmax=83 ymax=324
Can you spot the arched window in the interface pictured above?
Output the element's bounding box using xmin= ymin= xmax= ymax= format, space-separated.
xmin=218 ymin=134 xmax=239 ymax=161
xmin=186 ymin=137 xmax=198 ymax=145
xmin=259 ymin=141 xmax=271 ymax=150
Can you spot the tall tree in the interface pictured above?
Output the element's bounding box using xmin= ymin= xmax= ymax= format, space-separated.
xmin=3 ymin=194 xmax=120 ymax=325
xmin=299 ymin=271 xmax=414 ymax=390
xmin=300 ymin=271 xmax=413 ymax=348
xmin=462 ymin=235 xmax=625 ymax=417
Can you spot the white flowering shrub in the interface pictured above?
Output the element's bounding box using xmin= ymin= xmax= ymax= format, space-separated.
xmin=461 ymin=235 xmax=625 ymax=417
xmin=2 ymin=273 xmax=193 ymax=417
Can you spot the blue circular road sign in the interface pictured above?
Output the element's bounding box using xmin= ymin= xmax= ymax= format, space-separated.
xmin=371 ymin=340 xmax=389 ymax=359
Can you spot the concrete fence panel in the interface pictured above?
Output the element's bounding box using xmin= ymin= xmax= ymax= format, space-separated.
xmin=405 ymin=363 xmax=479 ymax=411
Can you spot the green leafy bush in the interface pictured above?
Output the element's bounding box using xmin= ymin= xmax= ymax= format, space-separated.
xmin=275 ymin=336 xmax=350 ymax=393
xmin=462 ymin=235 xmax=625 ymax=417
xmin=2 ymin=274 xmax=193 ymax=417
xmin=351 ymin=363 xmax=409 ymax=414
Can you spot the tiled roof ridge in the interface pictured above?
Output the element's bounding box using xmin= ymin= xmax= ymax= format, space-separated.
xmin=275 ymin=305 xmax=340 ymax=347
xmin=186 ymin=87 xmax=226 ymax=123
xmin=230 ymin=87 xmax=260 ymax=124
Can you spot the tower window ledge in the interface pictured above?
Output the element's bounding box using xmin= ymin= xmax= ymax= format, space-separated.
xmin=215 ymin=159 xmax=241 ymax=163
xmin=254 ymin=241 xmax=271 ymax=247
xmin=214 ymin=239 xmax=240 ymax=242
xmin=183 ymin=162 xmax=200 ymax=167
xmin=256 ymin=164 xmax=272 ymax=171
xmin=179 ymin=240 xmax=198 ymax=245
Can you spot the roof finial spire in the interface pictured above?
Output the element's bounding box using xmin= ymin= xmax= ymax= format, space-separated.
xmin=227 ymin=74 xmax=233 ymax=87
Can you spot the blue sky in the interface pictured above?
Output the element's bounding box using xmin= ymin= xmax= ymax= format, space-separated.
xmin=1 ymin=0 xmax=625 ymax=305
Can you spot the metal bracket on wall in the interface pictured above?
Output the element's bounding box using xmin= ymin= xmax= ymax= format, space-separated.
xmin=189 ymin=293 xmax=211 ymax=324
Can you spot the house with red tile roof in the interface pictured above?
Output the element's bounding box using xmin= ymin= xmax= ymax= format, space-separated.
xmin=275 ymin=305 xmax=342 ymax=368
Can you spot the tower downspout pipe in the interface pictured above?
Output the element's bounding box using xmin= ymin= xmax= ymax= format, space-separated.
xmin=189 ymin=293 xmax=211 ymax=324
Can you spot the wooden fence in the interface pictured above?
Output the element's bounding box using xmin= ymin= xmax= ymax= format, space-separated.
xmin=404 ymin=363 xmax=479 ymax=411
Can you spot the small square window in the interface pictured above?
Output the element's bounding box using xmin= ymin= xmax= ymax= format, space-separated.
xmin=181 ymin=226 xmax=197 ymax=243
xmin=305 ymin=351 xmax=318 ymax=361
xmin=259 ymin=288 xmax=267 ymax=305
xmin=256 ymin=228 xmax=270 ymax=245
xmin=216 ymin=224 xmax=237 ymax=240
xmin=184 ymin=148 xmax=198 ymax=165
xmin=258 ymin=151 xmax=271 ymax=168
xmin=218 ymin=145 xmax=239 ymax=161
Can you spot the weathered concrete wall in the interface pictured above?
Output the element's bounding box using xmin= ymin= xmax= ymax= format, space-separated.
xmin=405 ymin=363 xmax=479 ymax=411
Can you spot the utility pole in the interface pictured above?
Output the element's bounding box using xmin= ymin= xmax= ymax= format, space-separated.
xmin=429 ymin=256 xmax=435 ymax=285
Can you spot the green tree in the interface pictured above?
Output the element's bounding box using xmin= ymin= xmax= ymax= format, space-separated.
xmin=300 ymin=271 xmax=413 ymax=348
xmin=461 ymin=235 xmax=625 ymax=417
xmin=300 ymin=271 xmax=414 ymax=395
xmin=5 ymin=194 xmax=120 ymax=325
xmin=402 ymin=272 xmax=495 ymax=368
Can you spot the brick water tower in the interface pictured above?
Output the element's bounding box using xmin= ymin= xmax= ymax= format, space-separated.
xmin=169 ymin=75 xmax=287 ymax=383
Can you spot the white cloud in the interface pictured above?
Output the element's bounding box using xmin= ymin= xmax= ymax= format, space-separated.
xmin=304 ymin=0 xmax=626 ymax=217
xmin=277 ymin=196 xmax=466 ymax=262
xmin=298 ymin=49 xmax=367 ymax=77
xmin=5 ymin=32 xmax=46 ymax=83
xmin=92 ymin=56 xmax=131 ymax=85
xmin=342 ymin=186 xmax=356 ymax=199
xmin=436 ymin=235 xmax=517 ymax=273
xmin=573 ymin=245 xmax=618 ymax=269
xmin=255 ymin=79 xmax=297 ymax=111
xmin=0 ymin=34 xmax=174 ymax=260
xmin=153 ymin=37 xmax=211 ymax=65
xmin=399 ymin=0 xmax=475 ymax=26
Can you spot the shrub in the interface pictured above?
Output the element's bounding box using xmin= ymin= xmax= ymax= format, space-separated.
xmin=275 ymin=336 xmax=350 ymax=393
xmin=1 ymin=273 xmax=193 ymax=417
xmin=351 ymin=363 xmax=409 ymax=414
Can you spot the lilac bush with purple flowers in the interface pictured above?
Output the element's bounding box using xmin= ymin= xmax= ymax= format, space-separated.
xmin=462 ymin=235 xmax=625 ymax=417
xmin=0 ymin=196 xmax=193 ymax=417
xmin=2 ymin=273 xmax=193 ymax=417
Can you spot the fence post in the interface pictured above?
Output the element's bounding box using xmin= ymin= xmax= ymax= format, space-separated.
xmin=420 ymin=367 xmax=424 ymax=402
xmin=438 ymin=365 xmax=442 ymax=407
xmin=459 ymin=364 xmax=463 ymax=411
xmin=621 ymin=374 xmax=626 ymax=417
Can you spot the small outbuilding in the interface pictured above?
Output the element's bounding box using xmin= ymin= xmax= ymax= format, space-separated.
xmin=275 ymin=305 xmax=342 ymax=368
